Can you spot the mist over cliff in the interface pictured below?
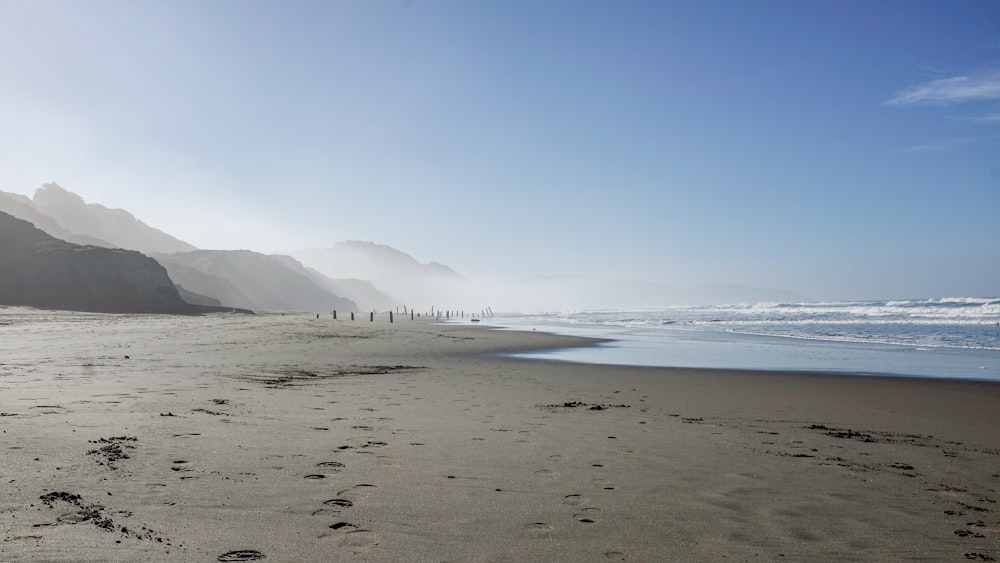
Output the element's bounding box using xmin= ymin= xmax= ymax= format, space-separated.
xmin=2 ymin=183 xmax=806 ymax=314
xmin=1 ymin=185 xmax=361 ymax=313
xmin=0 ymin=190 xmax=114 ymax=247
xmin=291 ymin=242 xmax=465 ymax=309
xmin=154 ymin=250 xmax=358 ymax=313
xmin=4 ymin=183 xmax=197 ymax=254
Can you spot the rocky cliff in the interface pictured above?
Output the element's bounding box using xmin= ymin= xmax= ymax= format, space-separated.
xmin=0 ymin=190 xmax=115 ymax=247
xmin=10 ymin=183 xmax=197 ymax=254
xmin=268 ymin=254 xmax=394 ymax=311
xmin=153 ymin=250 xmax=358 ymax=313
xmin=0 ymin=211 xmax=241 ymax=314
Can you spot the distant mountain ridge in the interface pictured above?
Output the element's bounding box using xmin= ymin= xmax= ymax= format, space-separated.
xmin=1 ymin=184 xmax=360 ymax=313
xmin=29 ymin=183 xmax=198 ymax=254
xmin=0 ymin=211 xmax=238 ymax=314
xmin=0 ymin=184 xmax=196 ymax=254
xmin=2 ymin=183 xmax=802 ymax=313
xmin=268 ymin=255 xmax=395 ymax=311
xmin=0 ymin=190 xmax=115 ymax=247
xmin=291 ymin=241 xmax=464 ymax=307
xmin=154 ymin=250 xmax=358 ymax=313
xmin=3 ymin=185 xmax=463 ymax=311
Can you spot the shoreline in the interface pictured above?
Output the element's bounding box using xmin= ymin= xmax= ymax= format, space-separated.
xmin=482 ymin=320 xmax=1000 ymax=383
xmin=2 ymin=309 xmax=998 ymax=561
xmin=481 ymin=328 xmax=1000 ymax=441
xmin=505 ymin=345 xmax=1000 ymax=384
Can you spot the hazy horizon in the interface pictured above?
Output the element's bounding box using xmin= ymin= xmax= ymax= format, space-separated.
xmin=2 ymin=1 xmax=998 ymax=302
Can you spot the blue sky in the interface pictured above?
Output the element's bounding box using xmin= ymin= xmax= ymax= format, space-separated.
xmin=1 ymin=0 xmax=998 ymax=300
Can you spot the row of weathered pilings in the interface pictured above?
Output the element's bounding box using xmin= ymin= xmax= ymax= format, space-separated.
xmin=324 ymin=306 xmax=494 ymax=323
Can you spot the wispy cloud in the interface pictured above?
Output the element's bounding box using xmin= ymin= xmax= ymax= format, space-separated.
xmin=886 ymin=69 xmax=1000 ymax=106
xmin=897 ymin=137 xmax=979 ymax=153
xmin=970 ymin=111 xmax=1000 ymax=124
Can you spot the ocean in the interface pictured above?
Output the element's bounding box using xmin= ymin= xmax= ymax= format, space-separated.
xmin=491 ymin=298 xmax=1000 ymax=381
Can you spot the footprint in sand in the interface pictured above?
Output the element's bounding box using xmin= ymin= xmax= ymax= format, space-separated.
xmin=337 ymin=484 xmax=378 ymax=502
xmin=605 ymin=551 xmax=626 ymax=560
xmin=323 ymin=523 xmax=379 ymax=553
xmin=375 ymin=455 xmax=400 ymax=467
xmin=574 ymin=507 xmax=602 ymax=523
xmin=316 ymin=461 xmax=345 ymax=472
xmin=534 ymin=469 xmax=559 ymax=478
xmin=591 ymin=477 xmax=615 ymax=489
xmin=563 ymin=494 xmax=587 ymax=507
xmin=310 ymin=498 xmax=355 ymax=518
xmin=169 ymin=459 xmax=195 ymax=475
xmin=525 ymin=522 xmax=553 ymax=538
xmin=338 ymin=530 xmax=379 ymax=553
xmin=56 ymin=511 xmax=95 ymax=524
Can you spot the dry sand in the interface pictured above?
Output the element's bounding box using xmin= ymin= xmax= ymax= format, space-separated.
xmin=1 ymin=308 xmax=998 ymax=562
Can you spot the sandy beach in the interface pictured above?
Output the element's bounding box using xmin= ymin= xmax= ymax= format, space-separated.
xmin=1 ymin=308 xmax=998 ymax=562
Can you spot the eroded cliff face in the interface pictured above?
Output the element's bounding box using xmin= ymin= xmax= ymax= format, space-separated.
xmin=154 ymin=250 xmax=358 ymax=313
xmin=0 ymin=211 xmax=219 ymax=314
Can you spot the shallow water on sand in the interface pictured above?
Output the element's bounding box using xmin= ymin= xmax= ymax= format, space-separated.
xmin=491 ymin=309 xmax=1000 ymax=381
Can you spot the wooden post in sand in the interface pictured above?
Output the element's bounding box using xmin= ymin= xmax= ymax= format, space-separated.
xmin=411 ymin=311 xmax=414 ymax=320
xmin=351 ymin=312 xmax=355 ymax=321
xmin=390 ymin=311 xmax=393 ymax=323
xmin=370 ymin=312 xmax=374 ymax=322
xmin=333 ymin=310 xmax=337 ymax=320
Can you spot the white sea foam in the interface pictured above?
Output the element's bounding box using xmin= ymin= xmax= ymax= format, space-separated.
xmin=501 ymin=298 xmax=1000 ymax=351
xmin=493 ymin=298 xmax=1000 ymax=380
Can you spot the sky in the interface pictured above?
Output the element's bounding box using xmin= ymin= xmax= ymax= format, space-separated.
xmin=1 ymin=0 xmax=998 ymax=301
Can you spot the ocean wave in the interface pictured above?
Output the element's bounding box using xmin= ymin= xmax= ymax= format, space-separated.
xmin=501 ymin=297 xmax=1000 ymax=351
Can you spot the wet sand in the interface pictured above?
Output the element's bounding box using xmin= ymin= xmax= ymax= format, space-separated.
xmin=1 ymin=308 xmax=998 ymax=562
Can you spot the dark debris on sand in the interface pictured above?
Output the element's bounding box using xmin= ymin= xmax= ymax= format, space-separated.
xmin=245 ymin=365 xmax=424 ymax=388
xmin=86 ymin=436 xmax=137 ymax=469
xmin=218 ymin=549 xmax=266 ymax=561
xmin=192 ymin=408 xmax=228 ymax=416
xmin=807 ymin=424 xmax=937 ymax=445
xmin=541 ymin=401 xmax=630 ymax=411
xmin=37 ymin=491 xmax=169 ymax=544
